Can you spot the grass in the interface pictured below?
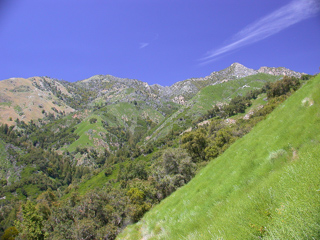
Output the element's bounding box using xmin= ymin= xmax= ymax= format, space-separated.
xmin=61 ymin=164 xmax=120 ymax=200
xmin=66 ymin=114 xmax=107 ymax=152
xmin=67 ymin=102 xmax=165 ymax=152
xmin=14 ymin=105 xmax=23 ymax=115
xmin=118 ymin=74 xmax=320 ymax=239
xmin=76 ymin=164 xmax=120 ymax=195
xmin=0 ymin=139 xmax=6 ymax=162
xmin=188 ymin=73 xmax=280 ymax=116
xmin=233 ymin=93 xmax=268 ymax=119
xmin=148 ymin=74 xmax=280 ymax=142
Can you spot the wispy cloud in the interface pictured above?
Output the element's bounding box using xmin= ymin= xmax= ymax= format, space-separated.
xmin=139 ymin=33 xmax=159 ymax=49
xmin=200 ymin=0 xmax=320 ymax=63
xmin=139 ymin=42 xmax=149 ymax=49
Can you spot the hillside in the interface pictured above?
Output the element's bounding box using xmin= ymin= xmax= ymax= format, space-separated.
xmin=145 ymin=73 xmax=281 ymax=142
xmin=0 ymin=77 xmax=75 ymax=125
xmin=0 ymin=64 xmax=312 ymax=239
xmin=0 ymin=63 xmax=302 ymax=127
xmin=118 ymin=74 xmax=320 ymax=239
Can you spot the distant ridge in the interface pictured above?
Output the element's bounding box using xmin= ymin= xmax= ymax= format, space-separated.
xmin=0 ymin=63 xmax=304 ymax=125
xmin=163 ymin=63 xmax=303 ymax=100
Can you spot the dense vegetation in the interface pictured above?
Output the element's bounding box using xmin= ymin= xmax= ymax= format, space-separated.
xmin=119 ymin=75 xmax=320 ymax=239
xmin=0 ymin=74 xmax=314 ymax=239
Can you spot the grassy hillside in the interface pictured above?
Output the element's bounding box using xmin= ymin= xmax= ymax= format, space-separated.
xmin=147 ymin=74 xmax=280 ymax=142
xmin=118 ymin=74 xmax=320 ymax=239
xmin=188 ymin=73 xmax=280 ymax=114
xmin=66 ymin=102 xmax=165 ymax=153
xmin=66 ymin=114 xmax=107 ymax=153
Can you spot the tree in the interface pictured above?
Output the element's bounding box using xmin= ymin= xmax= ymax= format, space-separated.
xmin=151 ymin=148 xmax=196 ymax=197
xmin=89 ymin=118 xmax=97 ymax=124
xmin=15 ymin=201 xmax=45 ymax=240
xmin=181 ymin=128 xmax=207 ymax=162
xmin=1 ymin=226 xmax=18 ymax=240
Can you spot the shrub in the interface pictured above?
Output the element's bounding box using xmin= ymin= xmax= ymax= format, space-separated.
xmin=89 ymin=118 xmax=97 ymax=124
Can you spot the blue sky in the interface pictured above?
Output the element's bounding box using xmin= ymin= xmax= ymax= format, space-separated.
xmin=0 ymin=0 xmax=319 ymax=86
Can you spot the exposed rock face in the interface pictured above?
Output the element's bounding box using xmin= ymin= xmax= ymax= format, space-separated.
xmin=161 ymin=63 xmax=303 ymax=104
xmin=258 ymin=66 xmax=303 ymax=78
xmin=215 ymin=62 xmax=257 ymax=79
xmin=76 ymin=63 xmax=303 ymax=107
xmin=172 ymin=95 xmax=186 ymax=105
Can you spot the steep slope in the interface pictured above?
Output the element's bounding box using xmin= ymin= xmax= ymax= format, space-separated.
xmin=156 ymin=63 xmax=302 ymax=102
xmin=145 ymin=73 xmax=281 ymax=142
xmin=65 ymin=101 xmax=165 ymax=156
xmin=0 ymin=77 xmax=75 ymax=125
xmin=118 ymin=74 xmax=320 ymax=239
xmin=0 ymin=63 xmax=302 ymax=126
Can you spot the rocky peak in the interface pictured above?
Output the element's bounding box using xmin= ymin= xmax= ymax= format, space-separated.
xmin=221 ymin=62 xmax=257 ymax=78
xmin=258 ymin=66 xmax=303 ymax=78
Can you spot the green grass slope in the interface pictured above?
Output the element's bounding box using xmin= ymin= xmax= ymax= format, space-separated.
xmin=118 ymin=74 xmax=320 ymax=239
xmin=66 ymin=102 xmax=165 ymax=153
xmin=148 ymin=74 xmax=280 ymax=142
xmin=188 ymin=73 xmax=280 ymax=114
xmin=66 ymin=114 xmax=107 ymax=152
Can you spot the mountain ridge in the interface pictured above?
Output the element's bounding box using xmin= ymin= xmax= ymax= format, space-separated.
xmin=0 ymin=63 xmax=304 ymax=126
xmin=118 ymin=71 xmax=320 ymax=240
xmin=0 ymin=63 xmax=316 ymax=240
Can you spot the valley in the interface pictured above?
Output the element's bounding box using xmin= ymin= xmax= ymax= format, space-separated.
xmin=0 ymin=63 xmax=316 ymax=240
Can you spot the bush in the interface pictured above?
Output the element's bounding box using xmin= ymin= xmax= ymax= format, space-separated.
xmin=89 ymin=118 xmax=97 ymax=124
xmin=104 ymin=168 xmax=113 ymax=177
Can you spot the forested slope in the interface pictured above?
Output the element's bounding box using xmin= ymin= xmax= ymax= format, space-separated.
xmin=118 ymin=74 xmax=320 ymax=239
xmin=0 ymin=68 xmax=313 ymax=239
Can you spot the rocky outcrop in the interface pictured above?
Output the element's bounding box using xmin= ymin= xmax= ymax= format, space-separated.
xmin=77 ymin=63 xmax=303 ymax=107
xmin=160 ymin=63 xmax=303 ymax=104
xmin=257 ymin=66 xmax=303 ymax=78
xmin=172 ymin=95 xmax=186 ymax=105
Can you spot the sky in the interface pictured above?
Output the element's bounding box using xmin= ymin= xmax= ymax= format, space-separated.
xmin=0 ymin=0 xmax=319 ymax=86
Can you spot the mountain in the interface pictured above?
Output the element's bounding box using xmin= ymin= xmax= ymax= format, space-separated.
xmin=156 ymin=63 xmax=303 ymax=102
xmin=0 ymin=63 xmax=302 ymax=126
xmin=0 ymin=63 xmax=306 ymax=166
xmin=0 ymin=63 xmax=312 ymax=239
xmin=0 ymin=77 xmax=75 ymax=125
xmin=118 ymin=72 xmax=320 ymax=240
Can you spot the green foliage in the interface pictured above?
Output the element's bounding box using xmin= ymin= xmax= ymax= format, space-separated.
xmin=224 ymin=95 xmax=251 ymax=116
xmin=127 ymin=188 xmax=145 ymax=204
xmin=151 ymin=148 xmax=196 ymax=198
xmin=265 ymin=76 xmax=300 ymax=98
xmin=1 ymin=226 xmax=18 ymax=240
xmin=89 ymin=117 xmax=97 ymax=124
xmin=0 ymin=72 xmax=314 ymax=240
xmin=118 ymin=74 xmax=320 ymax=240
xmin=15 ymin=201 xmax=45 ymax=240
xmin=181 ymin=128 xmax=207 ymax=162
xmin=300 ymin=74 xmax=313 ymax=80
xmin=118 ymin=160 xmax=148 ymax=183
xmin=205 ymin=127 xmax=236 ymax=159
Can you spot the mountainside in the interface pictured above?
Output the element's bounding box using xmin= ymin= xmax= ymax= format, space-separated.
xmin=118 ymin=74 xmax=320 ymax=239
xmin=145 ymin=73 xmax=282 ymax=142
xmin=0 ymin=77 xmax=75 ymax=125
xmin=0 ymin=64 xmax=313 ymax=239
xmin=157 ymin=63 xmax=303 ymax=102
xmin=0 ymin=63 xmax=302 ymax=126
